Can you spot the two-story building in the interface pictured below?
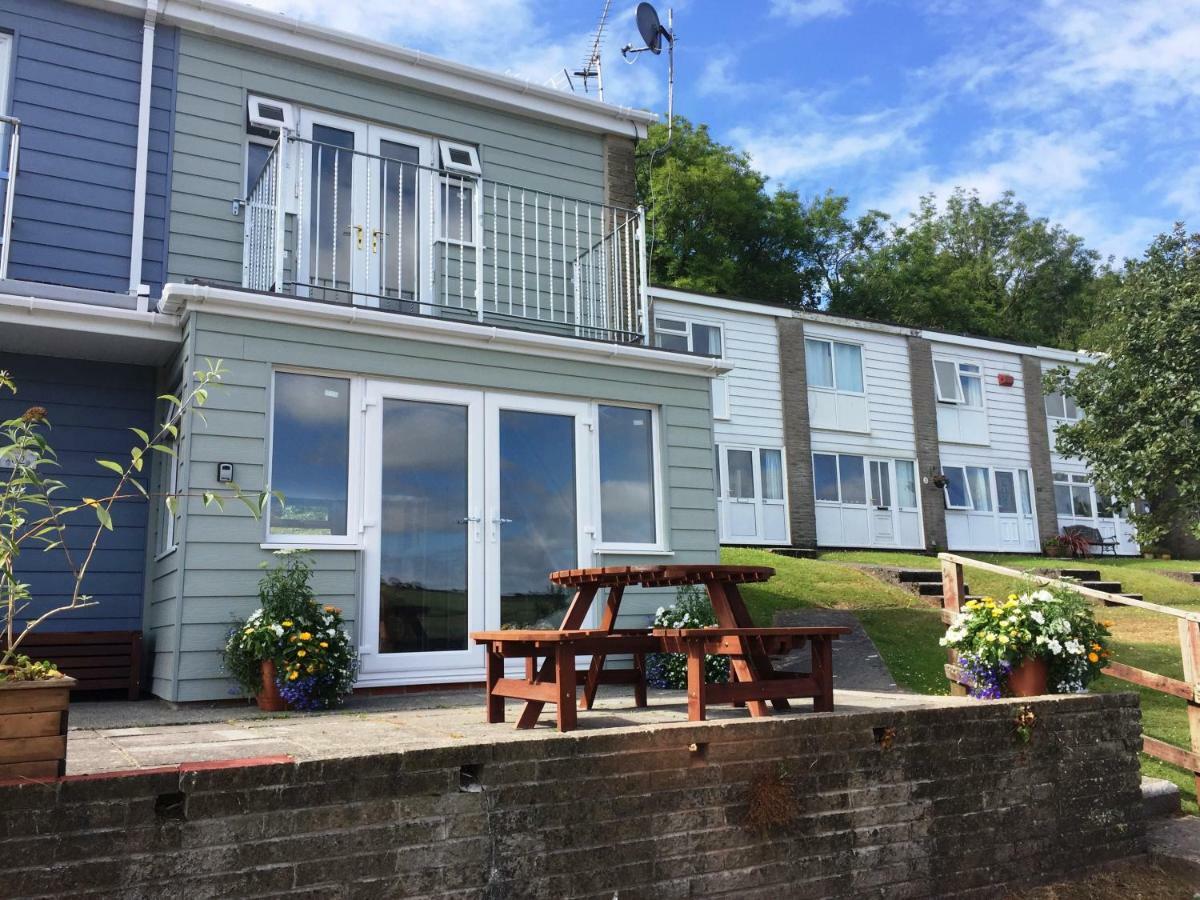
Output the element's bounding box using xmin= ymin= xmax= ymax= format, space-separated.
xmin=0 ymin=0 xmax=725 ymax=701
xmin=653 ymin=288 xmax=1140 ymax=558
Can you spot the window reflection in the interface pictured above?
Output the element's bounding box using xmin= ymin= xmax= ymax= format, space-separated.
xmin=598 ymin=405 xmax=657 ymax=544
xmin=270 ymin=372 xmax=350 ymax=536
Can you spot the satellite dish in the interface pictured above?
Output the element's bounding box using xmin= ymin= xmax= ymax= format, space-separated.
xmin=636 ymin=3 xmax=664 ymax=55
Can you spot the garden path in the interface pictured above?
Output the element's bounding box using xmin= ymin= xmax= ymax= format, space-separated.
xmin=772 ymin=609 xmax=900 ymax=693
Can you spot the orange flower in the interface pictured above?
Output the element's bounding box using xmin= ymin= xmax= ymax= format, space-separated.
xmin=1088 ymin=652 xmax=1099 ymax=663
xmin=20 ymin=406 xmax=47 ymax=423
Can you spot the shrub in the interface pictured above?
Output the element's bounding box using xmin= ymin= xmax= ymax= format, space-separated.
xmin=644 ymin=585 xmax=730 ymax=689
xmin=223 ymin=550 xmax=357 ymax=709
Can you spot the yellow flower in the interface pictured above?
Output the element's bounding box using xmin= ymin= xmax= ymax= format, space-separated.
xmin=324 ymin=605 xmax=336 ymax=613
xmin=965 ymin=600 xmax=978 ymax=610
xmin=307 ymin=664 xmax=315 ymax=673
xmin=985 ymin=633 xmax=997 ymax=642
xmin=991 ymin=608 xmax=1002 ymax=618
xmin=297 ymin=649 xmax=306 ymax=658
xmin=1088 ymin=652 xmax=1099 ymax=663
xmin=243 ymin=627 xmax=253 ymax=634
xmin=282 ymin=620 xmax=293 ymax=628
xmin=1008 ymin=594 xmax=1018 ymax=601
xmin=998 ymin=634 xmax=1009 ymax=644
xmin=983 ymin=597 xmax=995 ymax=607
xmin=299 ymin=632 xmax=312 ymax=641
xmin=1091 ymin=642 xmax=1101 ymax=651
xmin=319 ymin=641 xmax=329 ymax=649
xmin=288 ymin=671 xmax=299 ymax=680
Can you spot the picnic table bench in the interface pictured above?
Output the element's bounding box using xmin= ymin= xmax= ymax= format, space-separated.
xmin=470 ymin=564 xmax=849 ymax=731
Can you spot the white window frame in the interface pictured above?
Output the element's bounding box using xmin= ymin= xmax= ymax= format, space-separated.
xmin=653 ymin=315 xmax=724 ymax=358
xmin=155 ymin=435 xmax=180 ymax=559
xmin=592 ymin=401 xmax=667 ymax=553
xmin=247 ymin=94 xmax=296 ymax=133
xmin=941 ymin=465 xmax=973 ymax=510
xmin=438 ymin=139 xmax=481 ymax=176
xmin=894 ymin=458 xmax=920 ymax=511
xmin=435 ymin=171 xmax=481 ymax=248
xmin=805 ymin=337 xmax=866 ymax=396
xmin=811 ymin=452 xmax=868 ymax=507
xmin=264 ymin=367 xmax=364 ymax=548
xmin=1044 ymin=389 xmax=1081 ymax=422
xmin=933 ymin=358 xmax=985 ymax=409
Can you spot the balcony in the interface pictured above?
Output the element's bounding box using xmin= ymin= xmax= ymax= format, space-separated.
xmin=241 ymin=134 xmax=648 ymax=345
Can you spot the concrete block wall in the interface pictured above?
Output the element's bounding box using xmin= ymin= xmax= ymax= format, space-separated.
xmin=0 ymin=693 xmax=1144 ymax=898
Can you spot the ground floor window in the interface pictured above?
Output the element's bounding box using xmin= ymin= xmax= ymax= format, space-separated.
xmin=812 ymin=454 xmax=922 ymax=548
xmin=717 ymin=444 xmax=788 ymax=544
xmin=598 ymin=404 xmax=659 ymax=546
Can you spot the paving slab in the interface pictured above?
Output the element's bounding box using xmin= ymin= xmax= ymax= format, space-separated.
xmin=63 ymin=688 xmax=967 ymax=776
xmin=1148 ymin=815 xmax=1200 ymax=867
xmin=772 ymin=609 xmax=900 ymax=692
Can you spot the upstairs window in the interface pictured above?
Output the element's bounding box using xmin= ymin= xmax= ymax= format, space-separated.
xmin=653 ymin=317 xmax=723 ymax=357
xmin=805 ymin=339 xmax=864 ymax=393
xmin=934 ymin=359 xmax=983 ymax=407
xmin=1044 ymin=390 xmax=1081 ymax=421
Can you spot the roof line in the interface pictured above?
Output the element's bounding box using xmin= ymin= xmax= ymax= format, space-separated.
xmin=76 ymin=0 xmax=656 ymax=138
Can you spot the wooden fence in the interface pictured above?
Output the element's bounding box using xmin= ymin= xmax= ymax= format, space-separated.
xmin=939 ymin=552 xmax=1200 ymax=797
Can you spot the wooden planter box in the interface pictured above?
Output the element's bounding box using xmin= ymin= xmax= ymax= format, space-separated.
xmin=0 ymin=676 xmax=75 ymax=780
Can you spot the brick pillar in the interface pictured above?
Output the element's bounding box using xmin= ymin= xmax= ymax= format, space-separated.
xmin=907 ymin=336 xmax=947 ymax=550
xmin=1021 ymin=355 xmax=1060 ymax=547
xmin=778 ymin=319 xmax=818 ymax=548
xmin=603 ymin=135 xmax=637 ymax=210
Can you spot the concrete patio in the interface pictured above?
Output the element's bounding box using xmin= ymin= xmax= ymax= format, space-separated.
xmin=63 ymin=687 xmax=970 ymax=776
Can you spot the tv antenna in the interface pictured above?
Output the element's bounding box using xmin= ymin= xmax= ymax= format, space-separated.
xmin=621 ymin=2 xmax=675 ymax=138
xmin=573 ymin=0 xmax=612 ymax=100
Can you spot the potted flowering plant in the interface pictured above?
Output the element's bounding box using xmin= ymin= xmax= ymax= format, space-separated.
xmin=645 ymin=585 xmax=730 ymax=689
xmin=223 ymin=550 xmax=357 ymax=710
xmin=940 ymin=584 xmax=1111 ymax=698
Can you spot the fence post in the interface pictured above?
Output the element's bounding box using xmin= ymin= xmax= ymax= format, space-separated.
xmin=941 ymin=556 xmax=968 ymax=696
xmin=1178 ymin=619 xmax=1200 ymax=798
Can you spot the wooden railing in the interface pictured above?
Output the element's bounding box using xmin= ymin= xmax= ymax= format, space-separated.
xmin=939 ymin=551 xmax=1200 ymax=797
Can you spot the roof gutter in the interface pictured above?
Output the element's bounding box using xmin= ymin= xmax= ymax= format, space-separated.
xmin=128 ymin=0 xmax=159 ymax=306
xmin=159 ymin=284 xmax=730 ymax=377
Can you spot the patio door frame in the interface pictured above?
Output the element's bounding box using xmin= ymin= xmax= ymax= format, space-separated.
xmin=365 ymin=124 xmax=434 ymax=311
xmin=358 ymin=380 xmax=486 ymax=684
xmin=867 ymin=457 xmax=899 ymax=546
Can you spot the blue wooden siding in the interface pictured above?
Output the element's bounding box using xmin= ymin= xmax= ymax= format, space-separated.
xmin=2 ymin=353 xmax=155 ymax=632
xmin=0 ymin=0 xmax=176 ymax=296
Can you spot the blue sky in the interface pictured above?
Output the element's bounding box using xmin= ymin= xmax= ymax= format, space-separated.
xmin=243 ymin=0 xmax=1200 ymax=263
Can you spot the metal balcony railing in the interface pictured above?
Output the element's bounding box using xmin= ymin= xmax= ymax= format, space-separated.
xmin=242 ymin=134 xmax=648 ymax=344
xmin=0 ymin=116 xmax=20 ymax=280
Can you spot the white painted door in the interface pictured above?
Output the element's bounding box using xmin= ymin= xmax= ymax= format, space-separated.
xmin=359 ymin=382 xmax=486 ymax=683
xmin=298 ymin=112 xmax=369 ymax=302
xmin=484 ymin=393 xmax=594 ymax=632
xmin=722 ymin=446 xmax=760 ymax=540
xmin=366 ymin=126 xmax=433 ymax=312
xmin=868 ymin=458 xmax=897 ymax=545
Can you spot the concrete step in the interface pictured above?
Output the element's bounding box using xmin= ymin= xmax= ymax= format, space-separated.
xmin=897 ymin=569 xmax=941 ymax=584
xmin=766 ymin=547 xmax=820 ymax=559
xmin=917 ymin=582 xmax=968 ymax=597
xmin=1191 ymin=572 xmax=1200 ymax=583
xmin=1142 ymin=776 xmax=1182 ymax=819
xmin=1056 ymin=568 xmax=1102 ymax=581
xmin=1080 ymin=580 xmax=1123 ymax=593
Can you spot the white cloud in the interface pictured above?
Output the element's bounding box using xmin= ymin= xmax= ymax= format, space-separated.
xmin=769 ymin=0 xmax=852 ymax=25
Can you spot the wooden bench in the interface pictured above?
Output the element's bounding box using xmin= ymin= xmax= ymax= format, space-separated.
xmin=472 ymin=629 xmax=661 ymax=731
xmin=3 ymin=631 xmax=142 ymax=700
xmin=653 ymin=626 xmax=850 ymax=721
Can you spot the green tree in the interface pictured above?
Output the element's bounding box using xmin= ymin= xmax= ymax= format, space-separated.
xmin=1048 ymin=225 xmax=1200 ymax=545
xmin=831 ymin=189 xmax=1100 ymax=348
xmin=636 ymin=118 xmax=884 ymax=309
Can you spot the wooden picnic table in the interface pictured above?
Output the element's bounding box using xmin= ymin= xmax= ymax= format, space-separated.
xmin=470 ymin=564 xmax=847 ymax=731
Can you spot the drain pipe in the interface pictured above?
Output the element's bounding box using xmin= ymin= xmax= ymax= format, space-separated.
xmin=128 ymin=0 xmax=160 ymax=310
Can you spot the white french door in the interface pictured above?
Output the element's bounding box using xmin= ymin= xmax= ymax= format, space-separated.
xmin=359 ymin=384 xmax=593 ymax=684
xmin=718 ymin=445 xmax=788 ymax=545
xmin=298 ymin=113 xmax=433 ymax=306
xmin=868 ymin=458 xmax=898 ymax=545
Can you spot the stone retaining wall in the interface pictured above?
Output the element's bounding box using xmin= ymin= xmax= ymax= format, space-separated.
xmin=0 ymin=693 xmax=1144 ymax=898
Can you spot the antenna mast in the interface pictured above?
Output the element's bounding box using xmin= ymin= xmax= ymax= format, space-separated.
xmin=621 ymin=3 xmax=676 ymax=137
xmin=575 ymin=0 xmax=612 ymax=100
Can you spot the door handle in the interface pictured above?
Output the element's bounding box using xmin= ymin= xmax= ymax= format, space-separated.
xmin=458 ymin=516 xmax=482 ymax=524
xmin=371 ymin=228 xmax=381 ymax=253
xmin=355 ymin=224 xmax=364 ymax=249
xmin=493 ymin=517 xmax=513 ymax=525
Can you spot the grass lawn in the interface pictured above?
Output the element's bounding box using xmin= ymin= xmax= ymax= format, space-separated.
xmin=722 ymin=546 xmax=1200 ymax=814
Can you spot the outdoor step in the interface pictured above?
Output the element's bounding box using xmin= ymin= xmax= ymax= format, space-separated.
xmin=1191 ymin=572 xmax=1200 ymax=583
xmin=1056 ymin=568 xmax=1102 ymax=581
xmin=766 ymin=547 xmax=820 ymax=559
xmin=1141 ymin=776 xmax=1182 ymax=819
xmin=897 ymin=570 xmax=941 ymax=583
xmin=1080 ymin=580 xmax=1123 ymax=593
xmin=917 ymin=581 xmax=968 ymax=596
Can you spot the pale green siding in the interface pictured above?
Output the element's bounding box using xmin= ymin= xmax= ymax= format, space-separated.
xmin=159 ymin=311 xmax=718 ymax=701
xmin=168 ymin=32 xmax=607 ymax=289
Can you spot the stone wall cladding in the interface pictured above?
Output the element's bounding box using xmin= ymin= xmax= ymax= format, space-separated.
xmin=908 ymin=335 xmax=948 ymax=550
xmin=603 ymin=135 xmax=637 ymax=211
xmin=778 ymin=318 xmax=819 ymax=548
xmin=0 ymin=694 xmax=1144 ymax=898
xmin=1022 ymin=355 xmax=1062 ymax=547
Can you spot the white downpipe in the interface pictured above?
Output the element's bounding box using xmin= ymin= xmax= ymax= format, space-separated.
xmin=128 ymin=0 xmax=159 ymax=308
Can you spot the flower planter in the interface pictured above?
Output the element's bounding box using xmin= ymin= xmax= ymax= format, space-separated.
xmin=0 ymin=675 xmax=75 ymax=779
xmin=1007 ymin=657 xmax=1049 ymax=697
xmin=255 ymin=660 xmax=287 ymax=712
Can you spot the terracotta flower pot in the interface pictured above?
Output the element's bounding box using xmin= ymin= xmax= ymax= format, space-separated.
xmin=1008 ymin=656 xmax=1049 ymax=697
xmin=0 ymin=675 xmax=76 ymax=779
xmin=256 ymin=659 xmax=287 ymax=711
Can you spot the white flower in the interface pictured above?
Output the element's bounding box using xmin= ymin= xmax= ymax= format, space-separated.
xmin=1035 ymin=635 xmax=1047 ymax=645
xmin=1033 ymin=589 xmax=1054 ymax=603
xmin=1065 ymin=639 xmax=1085 ymax=656
xmin=272 ymin=623 xmax=284 ymax=637
xmin=1047 ymin=638 xmax=1063 ymax=656
xmin=1030 ymin=610 xmax=1044 ymax=625
xmin=656 ymin=606 xmax=665 ymax=617
xmin=247 ymin=609 xmax=263 ymax=623
xmin=1051 ymin=618 xmax=1071 ymax=634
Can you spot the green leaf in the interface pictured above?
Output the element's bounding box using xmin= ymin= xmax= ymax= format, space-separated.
xmin=149 ymin=444 xmax=176 ymax=456
xmin=157 ymin=393 xmax=181 ymax=406
xmin=96 ymin=459 xmax=126 ymax=476
xmin=129 ymin=427 xmax=149 ymax=444
xmin=94 ymin=505 xmax=113 ymax=531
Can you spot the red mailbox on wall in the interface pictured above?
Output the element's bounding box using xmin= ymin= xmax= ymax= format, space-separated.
xmin=997 ymin=373 xmax=1015 ymax=387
